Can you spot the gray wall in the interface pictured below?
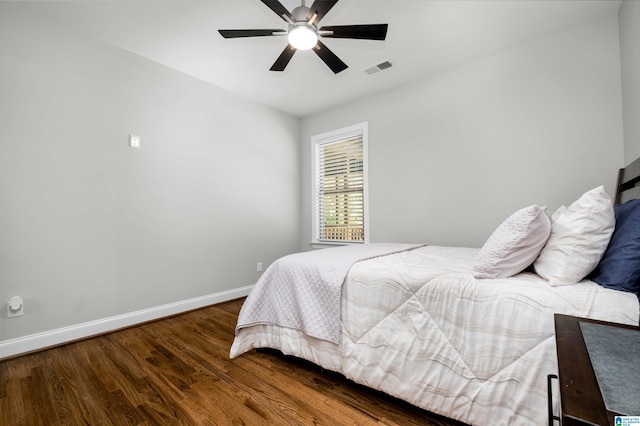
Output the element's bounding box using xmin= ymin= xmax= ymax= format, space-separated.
xmin=301 ymin=14 xmax=624 ymax=249
xmin=0 ymin=5 xmax=300 ymax=342
xmin=620 ymin=0 xmax=640 ymax=164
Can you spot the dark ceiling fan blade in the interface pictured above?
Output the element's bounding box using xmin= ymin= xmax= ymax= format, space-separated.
xmin=270 ymin=45 xmax=297 ymax=71
xmin=218 ymin=29 xmax=285 ymax=38
xmin=260 ymin=0 xmax=295 ymax=22
xmin=313 ymin=40 xmax=348 ymax=74
xmin=306 ymin=0 xmax=339 ymax=25
xmin=319 ymin=24 xmax=388 ymax=40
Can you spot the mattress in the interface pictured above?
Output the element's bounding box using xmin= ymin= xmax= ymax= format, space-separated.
xmin=230 ymin=245 xmax=639 ymax=425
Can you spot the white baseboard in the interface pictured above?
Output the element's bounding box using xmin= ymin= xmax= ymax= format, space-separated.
xmin=0 ymin=285 xmax=253 ymax=360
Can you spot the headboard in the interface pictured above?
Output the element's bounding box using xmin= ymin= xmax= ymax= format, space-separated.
xmin=615 ymin=156 xmax=640 ymax=204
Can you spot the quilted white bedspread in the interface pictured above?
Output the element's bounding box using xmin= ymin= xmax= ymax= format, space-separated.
xmin=230 ymin=245 xmax=639 ymax=425
xmin=235 ymin=243 xmax=422 ymax=344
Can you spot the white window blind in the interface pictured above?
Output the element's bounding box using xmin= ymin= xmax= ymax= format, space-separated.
xmin=313 ymin=123 xmax=368 ymax=244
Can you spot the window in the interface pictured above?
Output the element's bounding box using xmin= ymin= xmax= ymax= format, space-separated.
xmin=312 ymin=122 xmax=369 ymax=244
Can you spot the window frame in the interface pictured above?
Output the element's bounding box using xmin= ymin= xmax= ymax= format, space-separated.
xmin=311 ymin=122 xmax=369 ymax=246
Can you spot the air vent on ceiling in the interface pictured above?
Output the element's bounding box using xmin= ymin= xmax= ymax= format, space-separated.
xmin=362 ymin=60 xmax=393 ymax=75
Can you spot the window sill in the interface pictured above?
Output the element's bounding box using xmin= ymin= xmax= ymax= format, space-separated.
xmin=310 ymin=241 xmax=365 ymax=249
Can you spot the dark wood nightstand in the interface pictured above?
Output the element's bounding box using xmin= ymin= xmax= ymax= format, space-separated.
xmin=552 ymin=314 xmax=640 ymax=426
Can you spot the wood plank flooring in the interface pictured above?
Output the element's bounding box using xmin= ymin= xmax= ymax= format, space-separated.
xmin=0 ymin=298 xmax=466 ymax=425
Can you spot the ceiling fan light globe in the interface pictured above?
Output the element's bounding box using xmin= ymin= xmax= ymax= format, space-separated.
xmin=288 ymin=26 xmax=318 ymax=50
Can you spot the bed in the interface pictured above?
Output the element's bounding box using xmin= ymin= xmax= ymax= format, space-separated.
xmin=230 ymin=159 xmax=640 ymax=426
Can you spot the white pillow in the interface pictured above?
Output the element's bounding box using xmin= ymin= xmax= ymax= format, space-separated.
xmin=533 ymin=186 xmax=615 ymax=286
xmin=473 ymin=205 xmax=551 ymax=279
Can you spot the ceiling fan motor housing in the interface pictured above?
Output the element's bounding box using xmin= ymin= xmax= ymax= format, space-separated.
xmin=291 ymin=4 xmax=311 ymax=23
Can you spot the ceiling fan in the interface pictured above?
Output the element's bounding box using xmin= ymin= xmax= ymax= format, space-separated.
xmin=218 ymin=0 xmax=388 ymax=74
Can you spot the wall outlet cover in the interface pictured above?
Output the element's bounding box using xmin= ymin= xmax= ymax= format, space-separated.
xmin=8 ymin=296 xmax=24 ymax=318
xmin=129 ymin=134 xmax=141 ymax=148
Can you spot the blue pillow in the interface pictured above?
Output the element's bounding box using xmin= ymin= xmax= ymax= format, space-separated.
xmin=589 ymin=198 xmax=640 ymax=296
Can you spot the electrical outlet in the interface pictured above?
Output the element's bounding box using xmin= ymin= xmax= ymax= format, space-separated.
xmin=129 ymin=134 xmax=141 ymax=148
xmin=8 ymin=296 xmax=24 ymax=318
xmin=257 ymin=262 xmax=263 ymax=273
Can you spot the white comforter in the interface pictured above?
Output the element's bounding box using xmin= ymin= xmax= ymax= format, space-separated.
xmin=230 ymin=246 xmax=639 ymax=425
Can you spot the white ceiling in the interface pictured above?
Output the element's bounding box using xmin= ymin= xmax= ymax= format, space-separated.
xmin=27 ymin=0 xmax=621 ymax=117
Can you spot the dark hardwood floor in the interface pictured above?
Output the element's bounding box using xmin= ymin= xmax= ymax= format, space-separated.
xmin=0 ymin=298 xmax=466 ymax=425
